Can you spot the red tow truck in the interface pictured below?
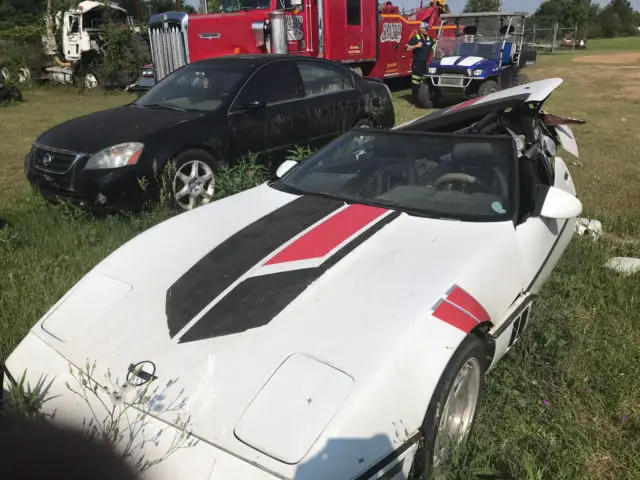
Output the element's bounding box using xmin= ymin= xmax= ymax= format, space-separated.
xmin=135 ymin=0 xmax=457 ymax=93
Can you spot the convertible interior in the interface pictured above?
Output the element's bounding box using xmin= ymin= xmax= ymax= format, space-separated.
xmin=287 ymin=131 xmax=515 ymax=219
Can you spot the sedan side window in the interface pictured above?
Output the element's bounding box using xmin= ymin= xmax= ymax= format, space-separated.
xmin=297 ymin=62 xmax=354 ymax=97
xmin=236 ymin=62 xmax=302 ymax=106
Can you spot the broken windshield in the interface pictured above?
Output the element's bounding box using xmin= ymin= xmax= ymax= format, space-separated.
xmin=221 ymin=0 xmax=271 ymax=12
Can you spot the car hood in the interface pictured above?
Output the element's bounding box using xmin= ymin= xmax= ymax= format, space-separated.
xmin=432 ymin=55 xmax=498 ymax=69
xmin=18 ymin=185 xmax=523 ymax=475
xmin=35 ymin=104 xmax=204 ymax=154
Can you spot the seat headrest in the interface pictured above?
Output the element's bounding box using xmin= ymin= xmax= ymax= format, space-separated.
xmin=452 ymin=142 xmax=494 ymax=163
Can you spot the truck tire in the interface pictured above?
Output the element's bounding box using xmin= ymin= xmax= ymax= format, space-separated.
xmin=74 ymin=62 xmax=102 ymax=90
xmin=350 ymin=66 xmax=364 ymax=77
xmin=478 ymin=79 xmax=499 ymax=96
xmin=409 ymin=333 xmax=491 ymax=480
xmin=416 ymin=82 xmax=434 ymax=109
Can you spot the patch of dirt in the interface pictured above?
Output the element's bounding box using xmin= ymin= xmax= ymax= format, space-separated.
xmin=574 ymin=52 xmax=640 ymax=64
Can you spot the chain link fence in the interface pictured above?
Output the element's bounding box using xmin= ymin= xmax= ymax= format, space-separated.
xmin=525 ymin=21 xmax=585 ymax=54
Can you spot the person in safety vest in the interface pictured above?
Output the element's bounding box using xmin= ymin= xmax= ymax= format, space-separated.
xmin=405 ymin=21 xmax=434 ymax=106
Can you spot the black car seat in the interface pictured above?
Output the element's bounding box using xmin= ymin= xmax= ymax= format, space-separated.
xmin=449 ymin=142 xmax=508 ymax=197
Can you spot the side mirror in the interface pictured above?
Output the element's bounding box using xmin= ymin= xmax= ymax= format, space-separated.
xmin=238 ymin=100 xmax=266 ymax=111
xmin=539 ymin=186 xmax=582 ymax=219
xmin=276 ymin=159 xmax=299 ymax=179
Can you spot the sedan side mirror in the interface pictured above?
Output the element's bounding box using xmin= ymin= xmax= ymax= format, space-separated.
xmin=539 ymin=186 xmax=582 ymax=219
xmin=276 ymin=159 xmax=299 ymax=179
xmin=238 ymin=100 xmax=266 ymax=111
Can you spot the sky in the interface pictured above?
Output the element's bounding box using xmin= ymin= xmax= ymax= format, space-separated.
xmin=185 ymin=0 xmax=640 ymax=12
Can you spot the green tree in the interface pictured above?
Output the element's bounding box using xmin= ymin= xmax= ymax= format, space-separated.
xmin=609 ymin=0 xmax=635 ymax=35
xmin=463 ymin=0 xmax=502 ymax=12
xmin=207 ymin=0 xmax=222 ymax=13
xmin=597 ymin=5 xmax=622 ymax=37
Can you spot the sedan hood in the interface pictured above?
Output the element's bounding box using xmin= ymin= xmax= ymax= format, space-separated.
xmin=35 ymin=104 xmax=203 ymax=153
xmin=21 ymin=186 xmax=523 ymax=476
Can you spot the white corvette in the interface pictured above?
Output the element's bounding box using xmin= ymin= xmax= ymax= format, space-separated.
xmin=2 ymin=79 xmax=584 ymax=480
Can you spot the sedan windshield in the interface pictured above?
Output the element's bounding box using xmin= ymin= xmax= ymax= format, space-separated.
xmin=135 ymin=63 xmax=250 ymax=112
xmin=274 ymin=130 xmax=516 ymax=222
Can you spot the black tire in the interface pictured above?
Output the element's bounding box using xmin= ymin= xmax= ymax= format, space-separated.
xmin=409 ymin=333 xmax=492 ymax=480
xmin=74 ymin=61 xmax=102 ymax=90
xmin=478 ymin=79 xmax=499 ymax=96
xmin=164 ymin=149 xmax=223 ymax=212
xmin=518 ymin=73 xmax=530 ymax=85
xmin=416 ymin=82 xmax=433 ymax=109
xmin=353 ymin=118 xmax=373 ymax=129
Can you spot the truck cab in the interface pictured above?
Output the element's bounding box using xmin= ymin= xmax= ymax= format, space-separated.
xmin=136 ymin=0 xmax=455 ymax=94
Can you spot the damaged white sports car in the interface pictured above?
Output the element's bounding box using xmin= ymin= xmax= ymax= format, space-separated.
xmin=2 ymin=78 xmax=584 ymax=480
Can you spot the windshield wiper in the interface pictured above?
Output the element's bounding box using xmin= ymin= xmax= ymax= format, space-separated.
xmin=139 ymin=103 xmax=187 ymax=112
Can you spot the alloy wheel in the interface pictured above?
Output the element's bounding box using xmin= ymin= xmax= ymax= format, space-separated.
xmin=172 ymin=160 xmax=216 ymax=211
xmin=431 ymin=357 xmax=482 ymax=479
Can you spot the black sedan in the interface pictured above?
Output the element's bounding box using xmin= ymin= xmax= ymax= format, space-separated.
xmin=25 ymin=55 xmax=395 ymax=212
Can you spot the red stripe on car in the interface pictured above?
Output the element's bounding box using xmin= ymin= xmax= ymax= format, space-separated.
xmin=447 ymin=97 xmax=484 ymax=113
xmin=265 ymin=204 xmax=389 ymax=265
xmin=446 ymin=285 xmax=490 ymax=322
xmin=432 ymin=301 xmax=478 ymax=333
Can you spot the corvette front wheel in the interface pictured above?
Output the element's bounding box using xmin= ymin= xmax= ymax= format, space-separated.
xmin=410 ymin=334 xmax=491 ymax=480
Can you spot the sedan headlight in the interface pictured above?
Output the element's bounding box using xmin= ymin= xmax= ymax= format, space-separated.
xmin=473 ymin=69 xmax=484 ymax=76
xmin=428 ymin=67 xmax=437 ymax=74
xmin=84 ymin=143 xmax=144 ymax=170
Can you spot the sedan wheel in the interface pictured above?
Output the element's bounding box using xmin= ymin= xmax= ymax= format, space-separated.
xmin=172 ymin=160 xmax=216 ymax=211
xmin=431 ymin=358 xmax=482 ymax=479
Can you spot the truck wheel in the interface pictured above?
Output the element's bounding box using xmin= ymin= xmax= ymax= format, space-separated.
xmin=416 ymin=82 xmax=433 ymax=109
xmin=409 ymin=333 xmax=491 ymax=480
xmin=350 ymin=66 xmax=363 ymax=77
xmin=165 ymin=149 xmax=223 ymax=212
xmin=478 ymin=79 xmax=499 ymax=96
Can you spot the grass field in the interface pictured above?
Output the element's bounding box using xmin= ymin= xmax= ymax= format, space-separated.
xmin=1 ymin=37 xmax=640 ymax=479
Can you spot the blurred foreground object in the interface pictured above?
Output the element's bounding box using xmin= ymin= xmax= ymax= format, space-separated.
xmin=0 ymin=414 xmax=140 ymax=480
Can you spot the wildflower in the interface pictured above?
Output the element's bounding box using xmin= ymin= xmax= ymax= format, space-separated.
xmin=541 ymin=399 xmax=550 ymax=406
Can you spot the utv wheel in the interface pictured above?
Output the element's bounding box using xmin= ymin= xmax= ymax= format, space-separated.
xmin=416 ymin=82 xmax=433 ymax=109
xmin=518 ymin=73 xmax=530 ymax=85
xmin=166 ymin=149 xmax=222 ymax=212
xmin=409 ymin=334 xmax=491 ymax=480
xmin=478 ymin=79 xmax=499 ymax=96
xmin=354 ymin=118 xmax=373 ymax=129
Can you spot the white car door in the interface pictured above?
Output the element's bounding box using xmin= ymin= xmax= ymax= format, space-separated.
xmin=515 ymin=146 xmax=579 ymax=295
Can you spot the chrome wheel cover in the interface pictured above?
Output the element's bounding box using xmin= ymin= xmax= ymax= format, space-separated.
xmin=172 ymin=160 xmax=215 ymax=211
xmin=431 ymin=357 xmax=482 ymax=479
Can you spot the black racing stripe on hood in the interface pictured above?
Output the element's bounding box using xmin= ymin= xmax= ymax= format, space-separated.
xmin=165 ymin=195 xmax=344 ymax=338
xmin=178 ymin=211 xmax=401 ymax=343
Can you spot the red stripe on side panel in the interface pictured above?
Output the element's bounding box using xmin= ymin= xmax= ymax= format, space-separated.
xmin=265 ymin=204 xmax=388 ymax=266
xmin=446 ymin=285 xmax=490 ymax=322
xmin=432 ymin=301 xmax=478 ymax=333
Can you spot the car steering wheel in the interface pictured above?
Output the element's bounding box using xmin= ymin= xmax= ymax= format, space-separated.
xmin=433 ymin=172 xmax=492 ymax=193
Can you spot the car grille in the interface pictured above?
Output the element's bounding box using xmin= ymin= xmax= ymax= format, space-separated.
xmin=437 ymin=75 xmax=466 ymax=87
xmin=32 ymin=146 xmax=80 ymax=174
xmin=149 ymin=25 xmax=188 ymax=82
